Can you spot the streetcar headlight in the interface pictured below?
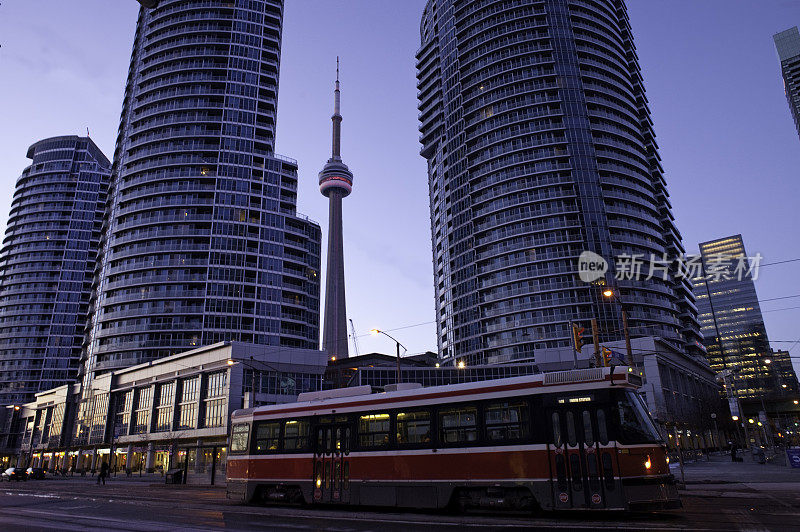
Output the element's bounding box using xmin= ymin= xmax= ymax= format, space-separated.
xmin=315 ymin=478 xmax=321 ymax=488
xmin=665 ymin=456 xmax=669 ymax=465
xmin=644 ymin=455 xmax=652 ymax=470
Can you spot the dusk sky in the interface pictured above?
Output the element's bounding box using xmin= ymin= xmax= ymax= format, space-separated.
xmin=1 ymin=1 xmax=799 ymax=369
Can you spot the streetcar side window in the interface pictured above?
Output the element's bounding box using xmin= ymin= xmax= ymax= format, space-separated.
xmin=439 ymin=406 xmax=478 ymax=444
xmin=230 ymin=422 xmax=250 ymax=454
xmin=254 ymin=421 xmax=281 ymax=453
xmin=583 ymin=410 xmax=594 ymax=446
xmin=552 ymin=412 xmax=562 ymax=447
xmin=565 ymin=411 xmax=577 ymax=446
xmin=597 ymin=409 xmax=609 ymax=445
xmin=283 ymin=419 xmax=311 ymax=451
xmin=396 ymin=411 xmax=431 ymax=445
xmin=484 ymin=401 xmax=529 ymax=441
xmin=358 ymin=413 xmax=391 ymax=448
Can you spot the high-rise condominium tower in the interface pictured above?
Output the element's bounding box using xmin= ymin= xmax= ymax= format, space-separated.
xmin=774 ymin=27 xmax=800 ymax=140
xmin=417 ymin=0 xmax=701 ymax=365
xmin=319 ymin=63 xmax=353 ymax=359
xmin=82 ymin=0 xmax=321 ymax=380
xmin=0 ymin=136 xmax=110 ymax=406
xmin=692 ymin=235 xmax=799 ymax=398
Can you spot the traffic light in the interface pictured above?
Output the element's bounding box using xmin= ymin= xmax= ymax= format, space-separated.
xmin=572 ymin=323 xmax=586 ymax=353
xmin=602 ymin=347 xmax=613 ymax=367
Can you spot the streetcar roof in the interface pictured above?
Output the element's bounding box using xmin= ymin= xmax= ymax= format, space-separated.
xmin=231 ymin=366 xmax=638 ymax=421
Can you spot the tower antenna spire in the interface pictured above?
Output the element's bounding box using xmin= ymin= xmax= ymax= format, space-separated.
xmin=332 ymin=57 xmax=342 ymax=158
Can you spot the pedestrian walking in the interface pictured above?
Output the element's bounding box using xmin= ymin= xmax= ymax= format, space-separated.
xmin=97 ymin=461 xmax=109 ymax=485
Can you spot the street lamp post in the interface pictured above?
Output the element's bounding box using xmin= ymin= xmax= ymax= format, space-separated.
xmin=602 ymin=288 xmax=633 ymax=367
xmin=711 ymin=413 xmax=721 ymax=453
xmin=370 ymin=329 xmax=407 ymax=385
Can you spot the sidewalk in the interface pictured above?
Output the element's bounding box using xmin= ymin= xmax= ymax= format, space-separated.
xmin=44 ymin=471 xmax=226 ymax=489
xmin=673 ymin=452 xmax=800 ymax=484
xmin=55 ymin=471 xmax=166 ymax=482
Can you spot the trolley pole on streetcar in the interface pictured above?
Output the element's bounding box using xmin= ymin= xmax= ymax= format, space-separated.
xmin=371 ymin=329 xmax=408 ymax=385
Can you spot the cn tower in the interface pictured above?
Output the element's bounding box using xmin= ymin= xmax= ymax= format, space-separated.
xmin=319 ymin=59 xmax=352 ymax=359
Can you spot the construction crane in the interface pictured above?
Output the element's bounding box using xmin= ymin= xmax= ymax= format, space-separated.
xmin=349 ymin=319 xmax=360 ymax=356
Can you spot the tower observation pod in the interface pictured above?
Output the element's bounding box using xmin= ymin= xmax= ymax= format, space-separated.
xmin=320 ymin=58 xmax=352 ymax=359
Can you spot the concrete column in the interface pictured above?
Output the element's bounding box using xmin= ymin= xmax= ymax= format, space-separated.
xmin=168 ymin=442 xmax=176 ymax=471
xmin=145 ymin=442 xmax=155 ymax=473
xmin=16 ymin=453 xmax=25 ymax=468
xmin=194 ymin=439 xmax=203 ymax=474
xmin=126 ymin=444 xmax=134 ymax=472
xmin=76 ymin=450 xmax=83 ymax=471
xmin=90 ymin=449 xmax=98 ymax=472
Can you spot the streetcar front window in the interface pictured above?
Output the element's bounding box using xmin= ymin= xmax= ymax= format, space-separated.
xmin=616 ymin=391 xmax=661 ymax=443
xmin=230 ymin=422 xmax=249 ymax=454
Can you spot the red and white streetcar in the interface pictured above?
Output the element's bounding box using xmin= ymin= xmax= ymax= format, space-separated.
xmin=226 ymin=366 xmax=679 ymax=512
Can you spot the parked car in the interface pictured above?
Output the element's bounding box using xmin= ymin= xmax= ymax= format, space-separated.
xmin=26 ymin=467 xmax=46 ymax=480
xmin=2 ymin=467 xmax=27 ymax=482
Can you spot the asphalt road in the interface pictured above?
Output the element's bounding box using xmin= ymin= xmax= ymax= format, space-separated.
xmin=0 ymin=463 xmax=798 ymax=531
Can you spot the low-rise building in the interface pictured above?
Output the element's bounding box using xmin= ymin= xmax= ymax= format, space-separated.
xmin=0 ymin=342 xmax=327 ymax=481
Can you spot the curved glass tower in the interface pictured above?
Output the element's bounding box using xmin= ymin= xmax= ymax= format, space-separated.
xmin=0 ymin=136 xmax=110 ymax=406
xmin=83 ymin=0 xmax=321 ymax=379
xmin=417 ymin=0 xmax=701 ymax=365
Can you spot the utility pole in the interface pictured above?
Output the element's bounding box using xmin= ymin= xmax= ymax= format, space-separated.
xmin=591 ymin=318 xmax=601 ymax=368
xmin=621 ymin=306 xmax=633 ymax=368
xmin=569 ymin=320 xmax=578 ymax=370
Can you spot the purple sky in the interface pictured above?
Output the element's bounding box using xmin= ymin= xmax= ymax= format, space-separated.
xmin=1 ymin=1 xmax=799 ymax=370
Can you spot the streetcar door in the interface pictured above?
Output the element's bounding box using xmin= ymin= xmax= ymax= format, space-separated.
xmin=579 ymin=407 xmax=607 ymax=509
xmin=547 ymin=403 xmax=624 ymax=510
xmin=594 ymin=405 xmax=625 ymax=509
xmin=547 ymin=408 xmax=571 ymax=509
xmin=330 ymin=423 xmax=351 ymax=504
xmin=547 ymin=406 xmax=590 ymax=508
xmin=313 ymin=419 xmax=350 ymax=504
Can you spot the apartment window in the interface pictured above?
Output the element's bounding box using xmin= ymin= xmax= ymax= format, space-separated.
xmin=203 ymin=372 xmax=227 ymax=428
xmin=133 ymin=387 xmax=153 ymax=435
xmin=155 ymin=382 xmax=175 ymax=432
xmin=177 ymin=376 xmax=199 ymax=430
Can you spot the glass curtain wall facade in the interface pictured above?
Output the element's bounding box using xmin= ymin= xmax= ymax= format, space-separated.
xmin=417 ymin=0 xmax=701 ymax=365
xmin=692 ymin=235 xmax=798 ymax=398
xmin=774 ymin=27 xmax=800 ymax=140
xmin=81 ymin=0 xmax=321 ymax=382
xmin=0 ymin=137 xmax=110 ymax=406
